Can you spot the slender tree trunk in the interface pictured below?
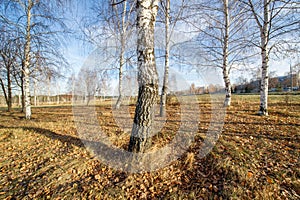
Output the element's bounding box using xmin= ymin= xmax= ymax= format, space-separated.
xmin=115 ymin=0 xmax=127 ymax=109
xmin=115 ymin=39 xmax=125 ymax=109
xmin=160 ymin=0 xmax=170 ymax=117
xmin=128 ymin=0 xmax=160 ymax=153
xmin=7 ymin=64 xmax=12 ymax=111
xmin=0 ymin=54 xmax=13 ymax=111
xmin=34 ymin=78 xmax=37 ymax=106
xmin=21 ymin=74 xmax=25 ymax=112
xmin=259 ymin=47 xmax=269 ymax=115
xmin=223 ymin=0 xmax=231 ymax=107
xmin=0 ymin=79 xmax=8 ymax=109
xmin=259 ymin=0 xmax=269 ymax=116
xmin=24 ymin=0 xmax=32 ymax=119
xmin=24 ymin=67 xmax=31 ymax=119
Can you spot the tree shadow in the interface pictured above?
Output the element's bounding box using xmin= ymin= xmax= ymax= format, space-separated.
xmin=22 ymin=127 xmax=85 ymax=148
xmin=175 ymin=154 xmax=245 ymax=199
xmin=1 ymin=125 xmax=130 ymax=198
xmin=223 ymin=131 xmax=300 ymax=142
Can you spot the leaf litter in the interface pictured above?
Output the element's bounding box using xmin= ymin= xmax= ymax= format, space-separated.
xmin=0 ymin=95 xmax=299 ymax=199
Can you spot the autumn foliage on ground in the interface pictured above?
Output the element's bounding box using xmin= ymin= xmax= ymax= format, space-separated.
xmin=0 ymin=94 xmax=299 ymax=199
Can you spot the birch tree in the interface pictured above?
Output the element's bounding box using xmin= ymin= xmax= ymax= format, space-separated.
xmin=81 ymin=1 xmax=136 ymax=109
xmin=159 ymin=0 xmax=170 ymax=117
xmin=23 ymin=0 xmax=33 ymax=119
xmin=222 ymin=0 xmax=231 ymax=106
xmin=243 ymin=0 xmax=300 ymax=115
xmin=0 ymin=32 xmax=18 ymax=112
xmin=112 ymin=0 xmax=132 ymax=109
xmin=1 ymin=0 xmax=68 ymax=118
xmin=183 ymin=0 xmax=252 ymax=107
xmin=128 ymin=0 xmax=160 ymax=153
xmin=158 ymin=0 xmax=187 ymax=116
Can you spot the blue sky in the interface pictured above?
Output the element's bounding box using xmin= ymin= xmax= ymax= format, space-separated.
xmin=2 ymin=0 xmax=296 ymax=95
xmin=61 ymin=0 xmax=298 ymax=93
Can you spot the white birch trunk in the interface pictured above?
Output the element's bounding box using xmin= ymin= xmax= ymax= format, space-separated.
xmin=128 ymin=0 xmax=160 ymax=153
xmin=248 ymin=0 xmax=270 ymax=116
xmin=223 ymin=0 xmax=231 ymax=107
xmin=34 ymin=78 xmax=37 ymax=106
xmin=160 ymin=0 xmax=170 ymax=117
xmin=115 ymin=0 xmax=127 ymax=109
xmin=259 ymin=0 xmax=270 ymax=116
xmin=24 ymin=0 xmax=32 ymax=119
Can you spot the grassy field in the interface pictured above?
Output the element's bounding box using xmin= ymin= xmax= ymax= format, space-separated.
xmin=0 ymin=94 xmax=299 ymax=199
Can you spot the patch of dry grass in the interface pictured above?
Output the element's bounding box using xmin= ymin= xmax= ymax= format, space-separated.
xmin=0 ymin=94 xmax=299 ymax=199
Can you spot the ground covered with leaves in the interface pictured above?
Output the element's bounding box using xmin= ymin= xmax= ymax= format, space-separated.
xmin=0 ymin=94 xmax=299 ymax=199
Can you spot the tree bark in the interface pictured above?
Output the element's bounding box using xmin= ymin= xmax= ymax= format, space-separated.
xmin=0 ymin=50 xmax=13 ymax=112
xmin=258 ymin=0 xmax=270 ymax=116
xmin=128 ymin=0 xmax=160 ymax=153
xmin=115 ymin=0 xmax=127 ymax=109
xmin=21 ymin=72 xmax=25 ymax=113
xmin=247 ymin=0 xmax=270 ymax=116
xmin=160 ymin=0 xmax=170 ymax=117
xmin=223 ymin=0 xmax=231 ymax=107
xmin=7 ymin=63 xmax=12 ymax=111
xmin=0 ymin=70 xmax=12 ymax=112
xmin=33 ymin=78 xmax=37 ymax=106
xmin=24 ymin=0 xmax=33 ymax=119
xmin=0 ymin=79 xmax=8 ymax=109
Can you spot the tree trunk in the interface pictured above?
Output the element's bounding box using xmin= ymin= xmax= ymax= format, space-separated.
xmin=24 ymin=0 xmax=32 ymax=119
xmin=223 ymin=0 xmax=231 ymax=107
xmin=21 ymin=74 xmax=25 ymax=113
xmin=0 ymin=53 xmax=13 ymax=112
xmin=223 ymin=68 xmax=231 ymax=107
xmin=115 ymin=0 xmax=127 ymax=109
xmin=0 ymin=79 xmax=8 ymax=109
xmin=160 ymin=0 xmax=170 ymax=117
xmin=115 ymin=56 xmax=124 ymax=109
xmin=24 ymin=67 xmax=31 ymax=119
xmin=128 ymin=0 xmax=160 ymax=153
xmin=115 ymin=40 xmax=125 ymax=109
xmin=258 ymin=0 xmax=269 ymax=116
xmin=259 ymin=47 xmax=269 ymax=116
xmin=7 ymin=64 xmax=12 ymax=112
xmin=34 ymin=78 xmax=37 ymax=106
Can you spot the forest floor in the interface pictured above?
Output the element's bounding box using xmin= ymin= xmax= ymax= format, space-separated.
xmin=0 ymin=94 xmax=299 ymax=200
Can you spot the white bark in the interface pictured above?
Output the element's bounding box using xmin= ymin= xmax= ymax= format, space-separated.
xmin=128 ymin=0 xmax=160 ymax=153
xmin=246 ymin=0 xmax=297 ymax=115
xmin=135 ymin=0 xmax=160 ymax=87
xmin=258 ymin=2 xmax=269 ymax=116
xmin=34 ymin=78 xmax=37 ymax=106
xmin=115 ymin=0 xmax=127 ymax=109
xmin=223 ymin=0 xmax=231 ymax=107
xmin=160 ymin=0 xmax=170 ymax=117
xmin=258 ymin=0 xmax=270 ymax=116
xmin=24 ymin=0 xmax=32 ymax=119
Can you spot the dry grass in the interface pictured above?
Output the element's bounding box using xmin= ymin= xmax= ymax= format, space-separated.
xmin=0 ymin=94 xmax=299 ymax=199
